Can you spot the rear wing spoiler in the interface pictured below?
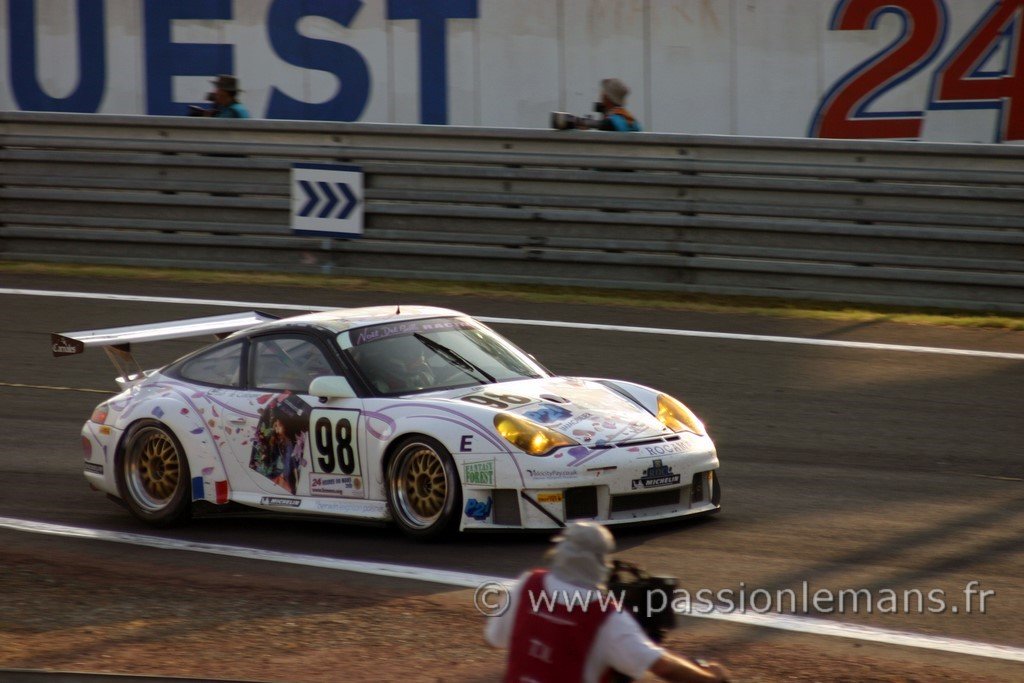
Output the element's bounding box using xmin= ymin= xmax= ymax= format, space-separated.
xmin=52 ymin=311 xmax=279 ymax=385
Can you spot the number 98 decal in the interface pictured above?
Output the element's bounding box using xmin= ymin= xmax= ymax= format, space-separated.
xmin=812 ymin=0 xmax=1023 ymax=142
xmin=310 ymin=409 xmax=361 ymax=476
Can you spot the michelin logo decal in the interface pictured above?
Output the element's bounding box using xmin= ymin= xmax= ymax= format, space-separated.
xmin=631 ymin=460 xmax=681 ymax=490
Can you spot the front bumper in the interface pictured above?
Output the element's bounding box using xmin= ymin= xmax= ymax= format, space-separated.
xmin=461 ymin=443 xmax=721 ymax=529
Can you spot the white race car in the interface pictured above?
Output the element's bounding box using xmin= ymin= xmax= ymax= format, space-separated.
xmin=56 ymin=306 xmax=720 ymax=538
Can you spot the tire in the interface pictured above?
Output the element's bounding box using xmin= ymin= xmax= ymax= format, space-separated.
xmin=117 ymin=420 xmax=192 ymax=527
xmin=386 ymin=435 xmax=461 ymax=539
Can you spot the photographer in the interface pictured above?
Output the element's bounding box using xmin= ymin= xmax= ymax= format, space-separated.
xmin=596 ymin=78 xmax=641 ymax=132
xmin=189 ymin=75 xmax=250 ymax=119
xmin=484 ymin=522 xmax=729 ymax=682
xmin=551 ymin=78 xmax=642 ymax=132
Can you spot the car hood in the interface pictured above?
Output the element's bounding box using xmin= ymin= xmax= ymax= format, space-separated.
xmin=430 ymin=377 xmax=673 ymax=445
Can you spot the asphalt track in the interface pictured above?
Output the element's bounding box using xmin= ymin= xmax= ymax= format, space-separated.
xmin=1 ymin=273 xmax=1022 ymax=680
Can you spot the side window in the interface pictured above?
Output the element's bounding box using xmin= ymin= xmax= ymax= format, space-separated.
xmin=177 ymin=341 xmax=243 ymax=388
xmin=251 ymin=336 xmax=335 ymax=393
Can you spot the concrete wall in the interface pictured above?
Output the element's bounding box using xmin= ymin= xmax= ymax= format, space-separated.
xmin=1 ymin=0 xmax=1020 ymax=143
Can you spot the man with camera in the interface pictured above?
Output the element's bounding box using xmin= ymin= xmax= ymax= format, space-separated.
xmin=551 ymin=78 xmax=642 ymax=132
xmin=188 ymin=75 xmax=250 ymax=118
xmin=484 ymin=522 xmax=730 ymax=682
xmin=595 ymin=78 xmax=641 ymax=131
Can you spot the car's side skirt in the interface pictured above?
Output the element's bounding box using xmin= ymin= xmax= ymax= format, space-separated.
xmin=231 ymin=491 xmax=390 ymax=521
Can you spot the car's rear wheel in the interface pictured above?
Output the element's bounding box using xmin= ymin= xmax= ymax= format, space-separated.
xmin=118 ymin=420 xmax=192 ymax=527
xmin=386 ymin=436 xmax=461 ymax=539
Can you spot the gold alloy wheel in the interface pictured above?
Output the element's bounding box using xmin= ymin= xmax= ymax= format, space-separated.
xmin=126 ymin=426 xmax=181 ymax=512
xmin=391 ymin=442 xmax=449 ymax=529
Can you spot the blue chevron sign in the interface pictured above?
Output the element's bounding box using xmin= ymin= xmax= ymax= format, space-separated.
xmin=291 ymin=163 xmax=364 ymax=237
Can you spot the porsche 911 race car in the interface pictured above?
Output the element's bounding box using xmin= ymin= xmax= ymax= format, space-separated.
xmin=55 ymin=306 xmax=720 ymax=538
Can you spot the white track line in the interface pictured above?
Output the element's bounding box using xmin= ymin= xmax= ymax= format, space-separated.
xmin=479 ymin=317 xmax=1024 ymax=360
xmin=0 ymin=287 xmax=315 ymax=312
xmin=3 ymin=288 xmax=1022 ymax=361
xmin=0 ymin=516 xmax=491 ymax=588
xmin=1 ymin=516 xmax=1022 ymax=664
xmin=687 ymin=610 xmax=1024 ymax=663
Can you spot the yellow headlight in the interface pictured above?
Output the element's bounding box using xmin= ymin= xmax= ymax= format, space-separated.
xmin=494 ymin=413 xmax=576 ymax=456
xmin=656 ymin=394 xmax=706 ymax=436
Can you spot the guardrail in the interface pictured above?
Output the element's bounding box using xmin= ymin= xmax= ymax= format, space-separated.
xmin=1 ymin=112 xmax=1022 ymax=312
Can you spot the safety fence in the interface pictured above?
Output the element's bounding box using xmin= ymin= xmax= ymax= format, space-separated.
xmin=1 ymin=112 xmax=1022 ymax=312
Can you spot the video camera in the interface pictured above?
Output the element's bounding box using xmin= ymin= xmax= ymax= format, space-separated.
xmin=608 ymin=559 xmax=678 ymax=642
xmin=550 ymin=101 xmax=606 ymax=130
xmin=607 ymin=559 xmax=679 ymax=683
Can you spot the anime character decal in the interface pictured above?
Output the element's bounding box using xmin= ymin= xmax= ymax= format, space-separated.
xmin=249 ymin=393 xmax=311 ymax=494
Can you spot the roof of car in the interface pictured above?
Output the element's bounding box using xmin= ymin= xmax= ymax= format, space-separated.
xmin=245 ymin=305 xmax=466 ymax=335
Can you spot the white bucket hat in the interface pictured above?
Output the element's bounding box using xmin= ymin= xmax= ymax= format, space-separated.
xmin=601 ymin=78 xmax=629 ymax=106
xmin=546 ymin=522 xmax=616 ymax=589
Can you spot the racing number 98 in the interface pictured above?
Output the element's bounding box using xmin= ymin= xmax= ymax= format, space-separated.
xmin=461 ymin=393 xmax=530 ymax=409
xmin=314 ymin=416 xmax=357 ymax=474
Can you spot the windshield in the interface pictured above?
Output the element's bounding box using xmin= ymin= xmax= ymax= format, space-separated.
xmin=340 ymin=317 xmax=547 ymax=395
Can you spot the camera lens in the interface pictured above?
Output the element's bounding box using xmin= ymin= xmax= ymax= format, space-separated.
xmin=551 ymin=112 xmax=577 ymax=130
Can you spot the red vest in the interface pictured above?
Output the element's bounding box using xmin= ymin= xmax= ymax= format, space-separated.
xmin=504 ymin=570 xmax=613 ymax=683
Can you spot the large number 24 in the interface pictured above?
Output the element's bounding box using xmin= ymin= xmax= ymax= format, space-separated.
xmin=811 ymin=0 xmax=1024 ymax=141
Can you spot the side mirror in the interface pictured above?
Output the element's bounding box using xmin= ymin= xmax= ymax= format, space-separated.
xmin=309 ymin=375 xmax=356 ymax=400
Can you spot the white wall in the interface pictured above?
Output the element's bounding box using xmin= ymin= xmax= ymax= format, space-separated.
xmin=0 ymin=0 xmax=1018 ymax=142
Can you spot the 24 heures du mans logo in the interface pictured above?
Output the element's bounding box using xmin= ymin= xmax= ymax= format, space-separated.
xmin=631 ymin=459 xmax=681 ymax=490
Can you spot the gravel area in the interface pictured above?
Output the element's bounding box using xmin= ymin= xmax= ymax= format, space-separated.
xmin=1 ymin=545 xmax=1016 ymax=683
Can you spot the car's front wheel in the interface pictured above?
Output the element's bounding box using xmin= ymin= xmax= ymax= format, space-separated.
xmin=386 ymin=436 xmax=461 ymax=539
xmin=118 ymin=420 xmax=192 ymax=527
